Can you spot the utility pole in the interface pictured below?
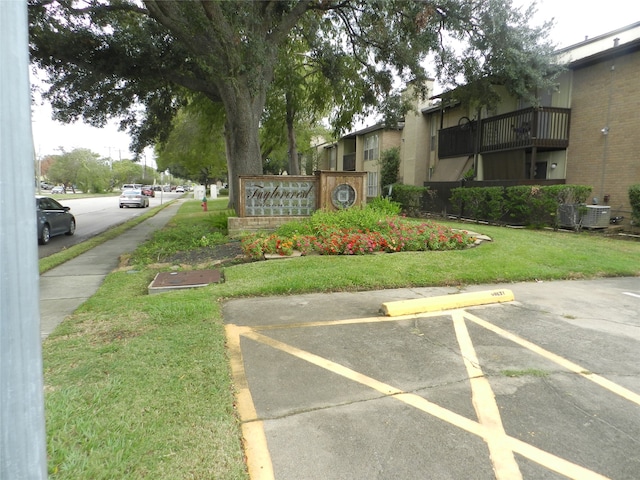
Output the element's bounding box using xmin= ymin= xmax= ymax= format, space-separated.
xmin=0 ymin=2 xmax=48 ymax=478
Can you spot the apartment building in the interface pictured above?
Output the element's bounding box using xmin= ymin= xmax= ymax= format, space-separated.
xmin=321 ymin=22 xmax=640 ymax=220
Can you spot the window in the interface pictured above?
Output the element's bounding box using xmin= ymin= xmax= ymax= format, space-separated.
xmin=364 ymin=134 xmax=379 ymax=161
xmin=367 ymin=171 xmax=378 ymax=197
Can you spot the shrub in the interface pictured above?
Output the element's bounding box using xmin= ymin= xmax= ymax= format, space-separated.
xmin=451 ymin=184 xmax=592 ymax=228
xmin=547 ymin=184 xmax=591 ymax=205
xmin=451 ymin=187 xmax=503 ymax=222
xmin=629 ymin=184 xmax=640 ymax=224
xmin=390 ymin=184 xmax=429 ymax=216
xmin=379 ymin=147 xmax=400 ymax=195
xmin=208 ymin=209 xmax=235 ymax=234
xmin=503 ymin=186 xmax=557 ymax=227
xmin=367 ymin=196 xmax=402 ymax=216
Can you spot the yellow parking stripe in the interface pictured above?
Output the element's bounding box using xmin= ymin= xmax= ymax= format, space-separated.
xmin=226 ymin=304 xmax=638 ymax=480
xmin=242 ymin=329 xmax=403 ymax=397
xmin=463 ymin=311 xmax=640 ymax=407
xmin=452 ymin=312 xmax=522 ymax=480
xmin=250 ymin=311 xmax=446 ymax=331
xmin=225 ymin=324 xmax=275 ymax=480
xmin=240 ymin=327 xmax=610 ymax=480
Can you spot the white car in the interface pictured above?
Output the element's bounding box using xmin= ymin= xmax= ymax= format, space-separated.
xmin=119 ymin=189 xmax=150 ymax=208
xmin=51 ymin=185 xmax=65 ymax=194
xmin=175 ymin=186 xmax=185 ymax=193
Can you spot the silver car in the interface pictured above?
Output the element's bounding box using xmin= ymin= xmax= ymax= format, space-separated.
xmin=119 ymin=189 xmax=150 ymax=208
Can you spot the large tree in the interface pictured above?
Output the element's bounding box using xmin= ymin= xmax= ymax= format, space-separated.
xmin=47 ymin=148 xmax=112 ymax=193
xmin=29 ymin=0 xmax=557 ymax=211
xmin=155 ymin=96 xmax=228 ymax=188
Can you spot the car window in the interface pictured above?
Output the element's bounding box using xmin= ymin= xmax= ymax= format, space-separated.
xmin=49 ymin=198 xmax=64 ymax=209
xmin=38 ymin=198 xmax=56 ymax=210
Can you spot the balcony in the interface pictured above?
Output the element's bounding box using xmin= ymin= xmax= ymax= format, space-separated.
xmin=438 ymin=121 xmax=476 ymax=158
xmin=437 ymin=107 xmax=571 ymax=158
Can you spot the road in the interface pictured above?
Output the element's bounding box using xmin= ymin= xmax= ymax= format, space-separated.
xmin=38 ymin=191 xmax=186 ymax=258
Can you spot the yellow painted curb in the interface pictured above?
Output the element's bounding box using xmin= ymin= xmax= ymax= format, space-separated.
xmin=380 ymin=289 xmax=515 ymax=316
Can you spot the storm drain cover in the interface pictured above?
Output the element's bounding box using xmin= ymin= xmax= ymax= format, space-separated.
xmin=149 ymin=270 xmax=222 ymax=294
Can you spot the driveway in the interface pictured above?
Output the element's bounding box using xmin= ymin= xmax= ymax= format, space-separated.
xmin=223 ymin=278 xmax=640 ymax=479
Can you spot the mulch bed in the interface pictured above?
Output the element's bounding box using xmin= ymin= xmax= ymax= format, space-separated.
xmin=161 ymin=240 xmax=252 ymax=267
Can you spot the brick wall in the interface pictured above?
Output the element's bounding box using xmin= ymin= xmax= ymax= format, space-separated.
xmin=567 ymin=50 xmax=640 ymax=217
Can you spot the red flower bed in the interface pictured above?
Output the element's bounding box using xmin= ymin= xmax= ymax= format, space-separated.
xmin=241 ymin=217 xmax=475 ymax=259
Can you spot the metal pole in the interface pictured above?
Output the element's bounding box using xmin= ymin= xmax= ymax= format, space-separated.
xmin=0 ymin=2 xmax=48 ymax=478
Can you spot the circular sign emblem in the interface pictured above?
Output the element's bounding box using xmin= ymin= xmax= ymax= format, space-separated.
xmin=331 ymin=183 xmax=357 ymax=209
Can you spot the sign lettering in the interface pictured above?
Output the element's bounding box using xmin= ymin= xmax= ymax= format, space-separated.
xmin=244 ymin=179 xmax=317 ymax=216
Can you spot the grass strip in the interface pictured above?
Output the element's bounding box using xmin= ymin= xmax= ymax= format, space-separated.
xmin=42 ymin=199 xmax=640 ymax=478
xmin=39 ymin=201 xmax=174 ymax=274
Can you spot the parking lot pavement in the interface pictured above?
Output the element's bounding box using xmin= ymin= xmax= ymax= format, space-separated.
xmin=223 ymin=278 xmax=640 ymax=480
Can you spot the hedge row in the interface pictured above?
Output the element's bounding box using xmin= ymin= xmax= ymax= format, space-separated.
xmin=630 ymin=184 xmax=640 ymax=225
xmin=449 ymin=184 xmax=592 ymax=228
xmin=388 ymin=184 xmax=429 ymax=217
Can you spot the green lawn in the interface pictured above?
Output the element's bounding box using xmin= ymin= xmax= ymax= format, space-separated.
xmin=42 ymin=199 xmax=640 ymax=479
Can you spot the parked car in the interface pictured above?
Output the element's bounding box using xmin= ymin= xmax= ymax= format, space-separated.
xmin=163 ymin=185 xmax=172 ymax=192
xmin=51 ymin=185 xmax=65 ymax=194
xmin=175 ymin=186 xmax=185 ymax=193
xmin=119 ymin=189 xmax=150 ymax=208
xmin=141 ymin=185 xmax=155 ymax=197
xmin=36 ymin=196 xmax=76 ymax=245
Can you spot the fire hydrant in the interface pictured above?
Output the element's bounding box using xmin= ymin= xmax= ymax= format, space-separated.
xmin=201 ymin=196 xmax=208 ymax=212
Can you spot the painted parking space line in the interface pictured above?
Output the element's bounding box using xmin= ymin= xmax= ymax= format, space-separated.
xmin=225 ymin=308 xmax=638 ymax=479
xmin=226 ymin=324 xmax=275 ymax=479
xmin=452 ymin=311 xmax=521 ymax=480
xmin=463 ymin=311 xmax=640 ymax=407
xmin=622 ymin=292 xmax=640 ymax=299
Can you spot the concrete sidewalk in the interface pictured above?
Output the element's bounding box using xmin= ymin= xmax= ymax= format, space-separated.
xmin=39 ymin=200 xmax=183 ymax=340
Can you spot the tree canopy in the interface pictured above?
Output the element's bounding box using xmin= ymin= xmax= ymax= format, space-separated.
xmin=29 ymin=0 xmax=557 ymax=210
xmin=154 ymin=96 xmax=228 ymax=188
xmin=46 ymin=148 xmax=111 ymax=193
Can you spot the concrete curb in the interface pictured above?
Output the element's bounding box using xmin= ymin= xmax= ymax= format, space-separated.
xmin=380 ymin=289 xmax=515 ymax=316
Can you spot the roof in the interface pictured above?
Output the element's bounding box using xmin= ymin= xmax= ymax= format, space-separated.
xmin=342 ymin=122 xmax=402 ymax=139
xmin=568 ymin=37 xmax=640 ymax=69
xmin=556 ymin=21 xmax=640 ymax=65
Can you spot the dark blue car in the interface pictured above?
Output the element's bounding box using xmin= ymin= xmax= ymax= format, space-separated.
xmin=36 ymin=196 xmax=76 ymax=245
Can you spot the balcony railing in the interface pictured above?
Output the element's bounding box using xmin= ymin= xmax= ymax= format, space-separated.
xmin=438 ymin=122 xmax=476 ymax=158
xmin=437 ymin=107 xmax=571 ymax=158
xmin=480 ymin=107 xmax=570 ymax=153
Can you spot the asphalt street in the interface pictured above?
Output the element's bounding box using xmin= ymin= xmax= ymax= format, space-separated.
xmin=223 ymin=278 xmax=640 ymax=480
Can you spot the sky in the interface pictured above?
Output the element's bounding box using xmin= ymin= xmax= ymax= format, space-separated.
xmin=30 ymin=0 xmax=639 ymax=161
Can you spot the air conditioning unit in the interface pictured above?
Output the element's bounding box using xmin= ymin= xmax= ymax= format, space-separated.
xmin=558 ymin=204 xmax=611 ymax=229
xmin=558 ymin=204 xmax=581 ymax=228
xmin=582 ymin=205 xmax=610 ymax=228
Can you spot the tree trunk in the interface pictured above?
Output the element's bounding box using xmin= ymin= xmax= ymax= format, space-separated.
xmin=220 ymin=83 xmax=265 ymax=212
xmin=286 ymin=91 xmax=300 ymax=175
